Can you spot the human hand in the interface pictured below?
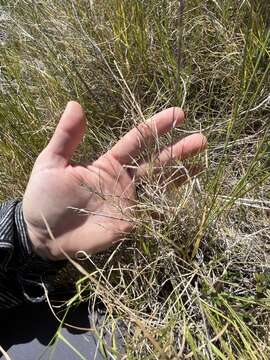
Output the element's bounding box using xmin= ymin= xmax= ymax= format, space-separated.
xmin=23 ymin=102 xmax=207 ymax=260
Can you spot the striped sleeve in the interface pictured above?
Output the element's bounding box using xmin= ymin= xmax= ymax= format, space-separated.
xmin=0 ymin=200 xmax=65 ymax=310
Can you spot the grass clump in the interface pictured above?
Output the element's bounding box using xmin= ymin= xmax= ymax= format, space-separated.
xmin=0 ymin=0 xmax=270 ymax=359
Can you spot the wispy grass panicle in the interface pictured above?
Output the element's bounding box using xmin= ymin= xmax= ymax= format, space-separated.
xmin=0 ymin=0 xmax=269 ymax=358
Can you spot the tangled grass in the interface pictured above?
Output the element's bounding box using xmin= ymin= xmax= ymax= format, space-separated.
xmin=0 ymin=0 xmax=269 ymax=359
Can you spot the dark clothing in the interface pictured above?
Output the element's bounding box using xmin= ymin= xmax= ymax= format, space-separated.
xmin=0 ymin=200 xmax=124 ymax=359
xmin=0 ymin=200 xmax=63 ymax=309
xmin=0 ymin=301 xmax=124 ymax=360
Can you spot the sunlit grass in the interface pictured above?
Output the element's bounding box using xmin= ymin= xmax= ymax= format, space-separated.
xmin=0 ymin=0 xmax=269 ymax=358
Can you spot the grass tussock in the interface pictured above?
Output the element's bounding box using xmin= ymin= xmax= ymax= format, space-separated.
xmin=0 ymin=0 xmax=270 ymax=359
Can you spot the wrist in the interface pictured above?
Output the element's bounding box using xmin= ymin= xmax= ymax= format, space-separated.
xmin=20 ymin=204 xmax=62 ymax=261
xmin=25 ymin=223 xmax=62 ymax=261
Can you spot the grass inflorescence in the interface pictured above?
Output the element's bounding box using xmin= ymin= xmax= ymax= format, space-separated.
xmin=0 ymin=0 xmax=269 ymax=359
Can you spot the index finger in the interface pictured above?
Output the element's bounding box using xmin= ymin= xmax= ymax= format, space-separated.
xmin=108 ymin=107 xmax=185 ymax=165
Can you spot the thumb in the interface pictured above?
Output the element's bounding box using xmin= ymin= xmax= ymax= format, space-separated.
xmin=46 ymin=101 xmax=86 ymax=165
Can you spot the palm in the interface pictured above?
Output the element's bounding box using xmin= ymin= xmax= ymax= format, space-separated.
xmin=23 ymin=102 xmax=206 ymax=260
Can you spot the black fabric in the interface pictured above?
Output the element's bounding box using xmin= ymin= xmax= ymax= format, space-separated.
xmin=0 ymin=200 xmax=66 ymax=309
xmin=0 ymin=200 xmax=125 ymax=358
xmin=0 ymin=301 xmax=125 ymax=360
